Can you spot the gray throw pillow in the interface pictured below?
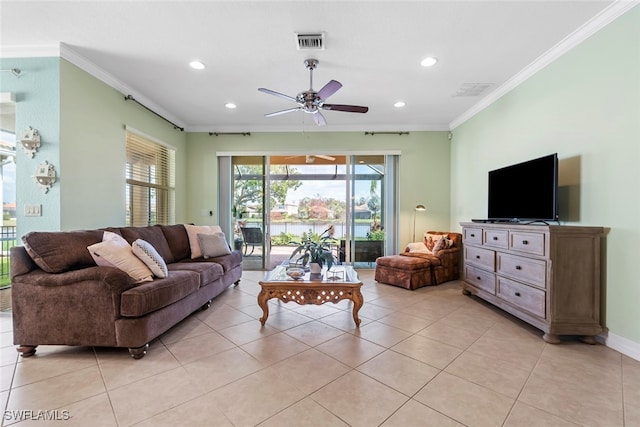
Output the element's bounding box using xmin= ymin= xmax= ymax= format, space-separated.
xmin=197 ymin=233 xmax=231 ymax=259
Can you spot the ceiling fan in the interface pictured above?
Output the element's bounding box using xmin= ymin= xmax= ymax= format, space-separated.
xmin=258 ymin=59 xmax=369 ymax=126
xmin=283 ymin=154 xmax=335 ymax=163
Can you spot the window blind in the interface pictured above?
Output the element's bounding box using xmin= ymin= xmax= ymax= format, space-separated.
xmin=125 ymin=130 xmax=175 ymax=226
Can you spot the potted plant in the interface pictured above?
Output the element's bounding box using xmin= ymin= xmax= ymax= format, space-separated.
xmin=289 ymin=227 xmax=336 ymax=274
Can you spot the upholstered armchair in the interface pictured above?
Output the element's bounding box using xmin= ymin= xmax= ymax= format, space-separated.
xmin=402 ymin=231 xmax=462 ymax=284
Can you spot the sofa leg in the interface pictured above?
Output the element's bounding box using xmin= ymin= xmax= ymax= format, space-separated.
xmin=234 ymin=280 xmax=240 ymax=286
xmin=201 ymin=300 xmax=212 ymax=310
xmin=17 ymin=345 xmax=38 ymax=357
xmin=128 ymin=344 xmax=149 ymax=359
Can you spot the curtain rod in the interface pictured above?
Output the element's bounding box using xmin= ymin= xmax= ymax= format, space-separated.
xmin=209 ymin=132 xmax=251 ymax=136
xmin=124 ymin=95 xmax=184 ymax=131
xmin=364 ymin=131 xmax=410 ymax=136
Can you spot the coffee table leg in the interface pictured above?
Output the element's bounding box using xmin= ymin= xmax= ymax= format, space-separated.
xmin=352 ymin=290 xmax=364 ymax=327
xmin=257 ymin=289 xmax=269 ymax=326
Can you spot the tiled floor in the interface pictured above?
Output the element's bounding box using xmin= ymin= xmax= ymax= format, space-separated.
xmin=1 ymin=270 xmax=639 ymax=426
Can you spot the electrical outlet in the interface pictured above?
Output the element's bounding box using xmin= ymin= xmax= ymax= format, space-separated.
xmin=25 ymin=204 xmax=42 ymax=216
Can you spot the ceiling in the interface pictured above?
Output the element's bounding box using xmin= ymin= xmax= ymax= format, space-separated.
xmin=0 ymin=1 xmax=624 ymax=133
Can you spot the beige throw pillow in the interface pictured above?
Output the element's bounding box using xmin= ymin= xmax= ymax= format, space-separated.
xmin=87 ymin=238 xmax=153 ymax=283
xmin=184 ymin=224 xmax=223 ymax=259
xmin=132 ymin=239 xmax=169 ymax=278
xmin=406 ymin=242 xmax=430 ymax=253
xmin=197 ymin=233 xmax=231 ymax=259
xmin=423 ymin=233 xmax=443 ymax=251
xmin=432 ymin=236 xmax=448 ymax=255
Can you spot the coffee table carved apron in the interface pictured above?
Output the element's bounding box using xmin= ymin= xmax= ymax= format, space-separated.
xmin=258 ymin=265 xmax=364 ymax=327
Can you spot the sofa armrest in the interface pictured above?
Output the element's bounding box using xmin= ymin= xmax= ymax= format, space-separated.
xmin=12 ymin=265 xmax=136 ymax=293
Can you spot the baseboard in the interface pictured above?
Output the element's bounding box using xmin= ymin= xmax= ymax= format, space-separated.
xmin=598 ymin=331 xmax=640 ymax=362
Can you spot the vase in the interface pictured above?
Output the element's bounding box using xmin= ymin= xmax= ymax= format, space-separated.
xmin=309 ymin=262 xmax=322 ymax=275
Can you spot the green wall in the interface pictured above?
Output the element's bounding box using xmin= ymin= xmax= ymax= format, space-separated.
xmin=59 ymin=60 xmax=189 ymax=230
xmin=451 ymin=7 xmax=640 ymax=347
xmin=185 ymin=131 xmax=451 ymax=248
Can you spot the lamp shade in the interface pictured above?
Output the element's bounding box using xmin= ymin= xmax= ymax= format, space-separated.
xmin=415 ymin=204 xmax=426 ymax=211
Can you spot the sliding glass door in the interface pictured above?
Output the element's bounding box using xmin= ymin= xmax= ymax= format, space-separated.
xmin=225 ymin=153 xmax=396 ymax=270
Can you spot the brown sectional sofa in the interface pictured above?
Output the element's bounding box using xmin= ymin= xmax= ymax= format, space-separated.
xmin=10 ymin=224 xmax=242 ymax=359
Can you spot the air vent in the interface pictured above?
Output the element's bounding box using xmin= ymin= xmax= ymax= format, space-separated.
xmin=453 ymin=83 xmax=493 ymax=97
xmin=296 ymin=33 xmax=325 ymax=50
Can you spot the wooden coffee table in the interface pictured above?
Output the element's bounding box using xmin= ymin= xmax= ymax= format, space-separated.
xmin=258 ymin=265 xmax=364 ymax=327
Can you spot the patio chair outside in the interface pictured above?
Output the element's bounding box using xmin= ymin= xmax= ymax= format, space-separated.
xmin=240 ymin=227 xmax=263 ymax=256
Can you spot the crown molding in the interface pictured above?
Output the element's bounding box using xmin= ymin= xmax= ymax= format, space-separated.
xmin=0 ymin=45 xmax=60 ymax=58
xmin=59 ymin=43 xmax=185 ymax=129
xmin=449 ymin=0 xmax=639 ymax=130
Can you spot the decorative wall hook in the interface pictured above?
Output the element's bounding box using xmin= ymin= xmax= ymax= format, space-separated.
xmin=20 ymin=127 xmax=41 ymax=158
xmin=34 ymin=161 xmax=56 ymax=193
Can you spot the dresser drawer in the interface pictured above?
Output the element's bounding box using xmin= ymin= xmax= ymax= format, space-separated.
xmin=497 ymin=277 xmax=546 ymax=318
xmin=483 ymin=229 xmax=508 ymax=249
xmin=496 ymin=253 xmax=547 ymax=288
xmin=464 ymin=246 xmax=495 ymax=271
xmin=463 ymin=227 xmax=482 ymax=245
xmin=509 ymin=231 xmax=546 ymax=256
xmin=465 ymin=265 xmax=496 ymax=294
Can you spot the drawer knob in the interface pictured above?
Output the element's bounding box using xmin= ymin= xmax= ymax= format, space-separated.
xmin=515 ymin=265 xmax=522 ymax=270
xmin=476 ymin=276 xmax=482 ymax=280
xmin=515 ymin=292 xmax=521 ymax=297
xmin=476 ymin=255 xmax=480 ymax=259
xmin=522 ymin=240 xmax=529 ymax=245
xmin=470 ymin=233 xmax=475 ymax=237
xmin=493 ymin=236 xmax=498 ymax=240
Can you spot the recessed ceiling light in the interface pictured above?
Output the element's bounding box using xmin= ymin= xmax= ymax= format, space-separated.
xmin=225 ymin=103 xmax=237 ymax=109
xmin=394 ymin=101 xmax=406 ymax=108
xmin=189 ymin=60 xmax=206 ymax=70
xmin=420 ymin=57 xmax=438 ymax=67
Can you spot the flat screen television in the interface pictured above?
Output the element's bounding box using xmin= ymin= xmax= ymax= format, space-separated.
xmin=487 ymin=153 xmax=559 ymax=222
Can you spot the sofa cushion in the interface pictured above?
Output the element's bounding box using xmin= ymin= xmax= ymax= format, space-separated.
xmin=117 ymin=226 xmax=174 ymax=263
xmin=132 ymin=239 xmax=169 ymax=278
xmin=169 ymin=261 xmax=224 ymax=285
xmin=120 ymin=270 xmax=200 ymax=317
xmin=184 ymin=224 xmax=223 ymax=259
xmin=159 ymin=224 xmax=191 ymax=261
xmin=87 ymin=238 xmax=154 ymax=283
xmin=201 ymin=251 xmax=242 ymax=273
xmin=198 ymin=233 xmax=231 ymax=259
xmin=22 ymin=229 xmax=104 ymax=273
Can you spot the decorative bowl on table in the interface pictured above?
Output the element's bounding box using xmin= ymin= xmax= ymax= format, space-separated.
xmin=285 ymin=267 xmax=305 ymax=280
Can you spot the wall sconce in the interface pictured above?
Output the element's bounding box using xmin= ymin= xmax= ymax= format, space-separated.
xmin=34 ymin=161 xmax=56 ymax=193
xmin=20 ymin=127 xmax=41 ymax=158
xmin=413 ymin=204 xmax=427 ymax=242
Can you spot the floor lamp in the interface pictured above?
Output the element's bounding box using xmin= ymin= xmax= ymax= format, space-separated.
xmin=413 ymin=204 xmax=426 ymax=242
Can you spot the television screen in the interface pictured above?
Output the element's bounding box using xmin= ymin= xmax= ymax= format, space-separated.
xmin=488 ymin=153 xmax=558 ymax=222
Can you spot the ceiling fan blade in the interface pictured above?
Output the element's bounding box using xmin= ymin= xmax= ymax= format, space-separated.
xmin=264 ymin=107 xmax=301 ymax=117
xmin=258 ymin=88 xmax=297 ymax=102
xmin=315 ymin=154 xmax=336 ymax=161
xmin=317 ymin=80 xmax=343 ymax=100
xmin=321 ymin=104 xmax=369 ymax=113
xmin=313 ymin=111 xmax=327 ymax=126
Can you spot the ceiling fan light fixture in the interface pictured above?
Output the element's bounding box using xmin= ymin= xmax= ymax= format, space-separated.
xmin=420 ymin=56 xmax=438 ymax=67
xmin=225 ymin=103 xmax=237 ymax=109
xmin=189 ymin=60 xmax=206 ymax=70
xmin=394 ymin=101 xmax=406 ymax=108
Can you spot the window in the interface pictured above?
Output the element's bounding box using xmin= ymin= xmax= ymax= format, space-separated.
xmin=125 ymin=128 xmax=175 ymax=226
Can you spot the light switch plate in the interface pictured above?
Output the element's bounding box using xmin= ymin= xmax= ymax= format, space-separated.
xmin=25 ymin=204 xmax=42 ymax=216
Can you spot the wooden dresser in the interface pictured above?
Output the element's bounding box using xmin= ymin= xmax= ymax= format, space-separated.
xmin=460 ymin=222 xmax=604 ymax=343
